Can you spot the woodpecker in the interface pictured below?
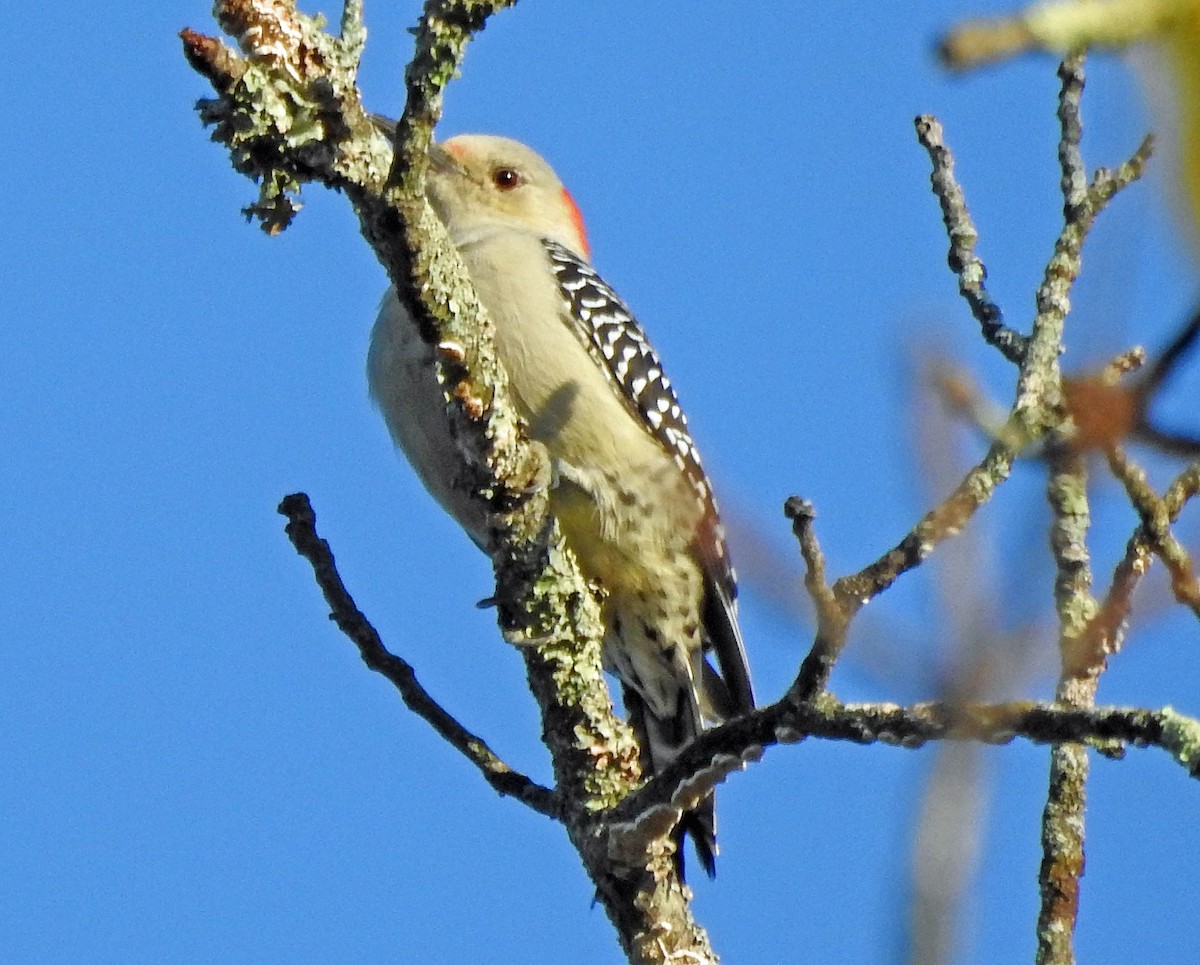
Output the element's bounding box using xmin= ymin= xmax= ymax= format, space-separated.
xmin=368 ymin=135 xmax=754 ymax=876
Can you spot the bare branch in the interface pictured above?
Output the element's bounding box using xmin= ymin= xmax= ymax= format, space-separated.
xmin=613 ymin=696 xmax=1200 ymax=827
xmin=805 ymin=98 xmax=1143 ymax=679
xmin=1038 ymin=442 xmax=1101 ymax=965
xmin=1130 ymin=304 xmax=1200 ymax=456
xmin=1037 ymin=741 xmax=1089 ymax=965
xmin=783 ymin=497 xmax=850 ymax=702
xmin=1134 ymin=425 xmax=1200 ymax=457
xmin=1047 ymin=448 xmax=1101 ymax=679
xmin=1080 ymin=452 xmax=1156 ymax=665
xmin=1032 ymin=53 xmax=1150 ymax=965
xmin=1022 ymin=71 xmax=1149 ymax=437
xmin=186 ymin=6 xmax=1196 ymax=963
xmin=1056 ymin=55 xmax=1088 ymax=214
xmin=1140 ymin=303 xmax=1200 ymax=396
xmin=1107 ymin=452 xmax=1200 ymax=618
xmin=832 ymin=435 xmax=1021 ymax=619
xmin=938 ymin=0 xmax=1177 ymax=71
xmin=277 ymin=492 xmax=560 ymax=817
xmin=386 ymin=0 xmax=519 ymax=195
xmin=915 ymin=115 xmax=1026 ymax=364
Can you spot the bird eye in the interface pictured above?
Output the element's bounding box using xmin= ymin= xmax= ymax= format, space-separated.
xmin=492 ymin=168 xmax=522 ymax=190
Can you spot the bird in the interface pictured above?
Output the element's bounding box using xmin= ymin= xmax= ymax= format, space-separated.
xmin=367 ymin=134 xmax=754 ymax=876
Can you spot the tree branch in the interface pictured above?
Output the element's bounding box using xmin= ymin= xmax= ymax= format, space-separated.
xmin=778 ymin=90 xmax=1150 ymax=718
xmin=1036 ymin=56 xmax=1093 ymax=965
xmin=782 ymin=497 xmax=850 ymax=702
xmin=1034 ymin=54 xmax=1138 ymax=965
xmin=277 ymin=492 xmax=560 ymax=817
xmin=938 ymin=0 xmax=1179 ymax=71
xmin=1039 ymin=442 xmax=1097 ymax=965
xmin=915 ymin=114 xmax=1027 ymax=364
xmin=611 ymin=695 xmax=1200 ymax=830
xmin=1107 ymin=452 xmax=1200 ymax=618
xmin=184 ymin=4 xmax=720 ymax=961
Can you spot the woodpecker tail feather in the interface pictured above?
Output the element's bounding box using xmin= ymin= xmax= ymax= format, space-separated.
xmin=621 ymin=683 xmax=718 ymax=880
xmin=702 ymin=569 xmax=755 ymax=718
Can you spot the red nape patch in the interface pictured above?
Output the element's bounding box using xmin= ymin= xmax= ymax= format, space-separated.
xmin=561 ymin=187 xmax=591 ymax=258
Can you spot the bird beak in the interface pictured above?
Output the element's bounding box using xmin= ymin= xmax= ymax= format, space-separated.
xmin=364 ymin=120 xmax=458 ymax=180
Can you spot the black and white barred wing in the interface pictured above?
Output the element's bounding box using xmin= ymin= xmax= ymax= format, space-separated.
xmin=543 ymin=239 xmax=754 ymax=716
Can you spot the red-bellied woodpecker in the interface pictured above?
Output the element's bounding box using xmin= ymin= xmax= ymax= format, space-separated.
xmin=368 ymin=134 xmax=754 ymax=876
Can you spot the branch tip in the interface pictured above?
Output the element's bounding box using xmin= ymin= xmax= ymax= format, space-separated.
xmin=915 ymin=113 xmax=1026 ymax=363
xmin=180 ymin=27 xmax=244 ymax=88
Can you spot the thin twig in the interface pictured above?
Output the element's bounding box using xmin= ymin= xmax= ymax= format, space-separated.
xmin=1024 ymin=78 xmax=1148 ymax=451
xmin=1081 ymin=451 xmax=1154 ymax=665
xmin=1136 ymin=426 xmax=1200 ymax=457
xmin=1107 ymin=451 xmax=1200 ymax=617
xmin=1056 ymin=55 xmax=1087 ymax=216
xmin=782 ymin=387 xmax=1028 ymax=703
xmin=1047 ymin=447 xmax=1101 ymax=679
xmin=1035 ymin=56 xmax=1100 ymax=965
xmin=938 ymin=1 xmax=1176 ymax=72
xmin=833 ymin=435 xmax=1021 ymax=616
xmin=1039 ymin=446 xmax=1101 ymax=965
xmin=1037 ymin=742 xmax=1088 ymax=965
xmin=612 ymin=695 xmax=1200 ymax=827
xmin=388 ymin=0 xmax=519 ymax=195
xmin=915 ymin=115 xmax=1027 ymax=364
xmin=791 ymin=107 xmax=1125 ymax=697
xmin=1132 ymin=304 xmax=1200 ymax=456
xmin=278 ymin=492 xmax=560 ymax=818
xmin=783 ymin=498 xmax=848 ymax=702
xmin=1140 ymin=304 xmax=1200 ymax=396
xmin=1088 ymin=134 xmax=1155 ymax=211
xmin=1164 ymin=462 xmax=1200 ymax=513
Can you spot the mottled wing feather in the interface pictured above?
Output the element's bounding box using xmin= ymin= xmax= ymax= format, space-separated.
xmin=543 ymin=241 xmax=715 ymax=511
xmin=543 ymin=239 xmax=753 ymax=712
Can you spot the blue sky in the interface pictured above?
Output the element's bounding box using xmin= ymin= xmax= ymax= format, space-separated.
xmin=4 ymin=2 xmax=1198 ymax=962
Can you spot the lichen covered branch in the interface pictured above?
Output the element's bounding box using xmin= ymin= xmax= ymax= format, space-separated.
xmin=915 ymin=115 xmax=1026 ymax=364
xmin=613 ymin=695 xmax=1200 ymax=827
xmin=939 ymin=0 xmax=1181 ymax=71
xmin=1032 ymin=56 xmax=1151 ymax=965
xmin=185 ymin=4 xmax=720 ymax=962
